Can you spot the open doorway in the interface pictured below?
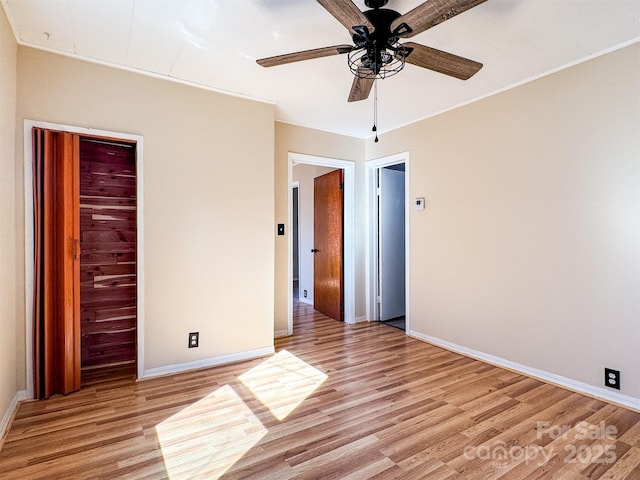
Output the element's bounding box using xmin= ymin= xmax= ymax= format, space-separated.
xmin=292 ymin=184 xmax=300 ymax=302
xmin=378 ymin=164 xmax=406 ymax=330
xmin=367 ymin=153 xmax=410 ymax=332
xmin=24 ymin=120 xmax=145 ymax=400
xmin=313 ymin=169 xmax=344 ymax=321
xmin=79 ymin=137 xmax=138 ymax=380
xmin=287 ymin=153 xmax=355 ymax=335
xmin=291 ymin=165 xmax=337 ymax=310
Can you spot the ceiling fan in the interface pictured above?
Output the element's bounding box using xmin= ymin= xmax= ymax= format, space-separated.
xmin=257 ymin=0 xmax=487 ymax=103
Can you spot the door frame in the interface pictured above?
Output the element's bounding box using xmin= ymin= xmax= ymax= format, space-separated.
xmin=23 ymin=120 xmax=145 ymax=399
xmin=366 ymin=152 xmax=410 ymax=331
xmin=287 ymin=153 xmax=355 ymax=334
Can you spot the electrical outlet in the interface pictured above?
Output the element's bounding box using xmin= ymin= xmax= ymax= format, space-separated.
xmin=303 ymin=289 xmax=307 ymax=298
xmin=605 ymin=368 xmax=620 ymax=390
xmin=188 ymin=332 xmax=199 ymax=348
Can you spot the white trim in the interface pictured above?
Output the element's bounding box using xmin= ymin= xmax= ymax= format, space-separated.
xmin=141 ymin=346 xmax=275 ymax=379
xmin=298 ymin=297 xmax=314 ymax=306
xmin=1 ymin=31 xmax=276 ymax=107
xmin=355 ymin=315 xmax=368 ymax=323
xmin=274 ymin=330 xmax=289 ymax=339
xmin=288 ymin=152 xmax=356 ymax=328
xmin=0 ymin=390 xmax=26 ymax=447
xmin=410 ymin=330 xmax=640 ymax=412
xmin=366 ymin=152 xmax=410 ymax=332
xmin=23 ymin=120 xmax=145 ymax=399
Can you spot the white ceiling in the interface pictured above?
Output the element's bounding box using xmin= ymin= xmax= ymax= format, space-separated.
xmin=2 ymin=0 xmax=639 ymax=138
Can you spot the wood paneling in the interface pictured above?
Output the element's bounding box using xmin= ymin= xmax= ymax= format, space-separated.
xmin=314 ymin=169 xmax=343 ymax=321
xmin=79 ymin=138 xmax=137 ymax=369
xmin=2 ymin=302 xmax=639 ymax=478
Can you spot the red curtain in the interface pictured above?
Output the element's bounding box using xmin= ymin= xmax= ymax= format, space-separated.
xmin=32 ymin=128 xmax=81 ymax=399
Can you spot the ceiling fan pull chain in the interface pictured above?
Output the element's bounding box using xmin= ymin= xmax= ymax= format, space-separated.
xmin=373 ymin=79 xmax=379 ymax=143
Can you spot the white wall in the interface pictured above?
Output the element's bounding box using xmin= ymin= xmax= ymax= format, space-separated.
xmin=16 ymin=47 xmax=275 ymax=377
xmin=3 ymin=10 xmax=637 ymax=431
xmin=274 ymin=123 xmax=364 ymax=332
xmin=0 ymin=3 xmax=19 ymax=435
xmin=366 ymin=43 xmax=640 ymax=401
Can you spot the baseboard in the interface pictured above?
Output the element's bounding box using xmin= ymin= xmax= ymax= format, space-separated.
xmin=141 ymin=346 xmax=275 ymax=379
xmin=355 ymin=315 xmax=369 ymax=323
xmin=409 ymin=330 xmax=640 ymax=412
xmin=0 ymin=390 xmax=27 ymax=450
xmin=298 ymin=297 xmax=313 ymax=305
xmin=274 ymin=330 xmax=289 ymax=338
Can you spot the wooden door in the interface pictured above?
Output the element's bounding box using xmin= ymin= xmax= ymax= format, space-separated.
xmin=80 ymin=138 xmax=137 ymax=369
xmin=313 ymin=169 xmax=343 ymax=321
xmin=32 ymin=129 xmax=81 ymax=398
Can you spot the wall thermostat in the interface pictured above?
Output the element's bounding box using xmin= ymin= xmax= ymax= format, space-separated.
xmin=414 ymin=197 xmax=425 ymax=210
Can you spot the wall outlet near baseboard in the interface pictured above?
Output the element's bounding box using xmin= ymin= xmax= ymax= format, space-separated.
xmin=189 ymin=332 xmax=199 ymax=348
xmin=303 ymin=290 xmax=307 ymax=298
xmin=604 ymin=368 xmax=620 ymax=390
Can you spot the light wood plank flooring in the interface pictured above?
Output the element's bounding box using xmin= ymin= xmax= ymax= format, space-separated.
xmin=1 ymin=302 xmax=639 ymax=479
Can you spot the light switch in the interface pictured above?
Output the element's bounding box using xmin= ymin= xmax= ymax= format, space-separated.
xmin=277 ymin=223 xmax=285 ymax=235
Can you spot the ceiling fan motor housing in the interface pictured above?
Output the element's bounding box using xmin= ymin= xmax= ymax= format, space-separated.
xmin=358 ymin=8 xmax=402 ymax=45
xmin=364 ymin=0 xmax=389 ymax=8
xmin=351 ymin=8 xmax=404 ymax=76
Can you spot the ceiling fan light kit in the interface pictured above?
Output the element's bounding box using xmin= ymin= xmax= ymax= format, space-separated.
xmin=257 ymin=0 xmax=487 ymax=134
xmin=347 ymin=39 xmax=407 ymax=80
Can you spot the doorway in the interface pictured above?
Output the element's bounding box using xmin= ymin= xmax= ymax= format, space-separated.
xmin=378 ymin=164 xmax=406 ymax=330
xmin=79 ymin=137 xmax=137 ymax=374
xmin=313 ymin=169 xmax=344 ymax=321
xmin=24 ymin=120 xmax=145 ymax=400
xmin=291 ymin=165 xmax=343 ymax=321
xmin=367 ymin=153 xmax=410 ymax=332
xmin=292 ymin=184 xmax=300 ymax=301
xmin=287 ymin=153 xmax=355 ymax=335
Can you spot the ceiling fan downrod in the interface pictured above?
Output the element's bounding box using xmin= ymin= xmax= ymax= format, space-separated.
xmin=372 ymin=80 xmax=379 ymax=143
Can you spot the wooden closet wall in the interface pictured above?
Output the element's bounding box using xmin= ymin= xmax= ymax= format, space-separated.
xmin=79 ymin=138 xmax=137 ymax=370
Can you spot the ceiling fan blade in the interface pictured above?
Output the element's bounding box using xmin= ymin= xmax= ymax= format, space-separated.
xmin=317 ymin=0 xmax=375 ymax=34
xmin=391 ymin=0 xmax=487 ymax=38
xmin=257 ymin=45 xmax=353 ymax=67
xmin=348 ymin=69 xmax=375 ymax=102
xmin=402 ymin=42 xmax=482 ymax=80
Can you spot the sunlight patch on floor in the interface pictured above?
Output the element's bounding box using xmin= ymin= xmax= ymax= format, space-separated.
xmin=239 ymin=349 xmax=328 ymax=421
xmin=155 ymin=384 xmax=267 ymax=480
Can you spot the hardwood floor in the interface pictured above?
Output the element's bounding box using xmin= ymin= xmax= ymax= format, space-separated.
xmin=1 ymin=303 xmax=639 ymax=479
